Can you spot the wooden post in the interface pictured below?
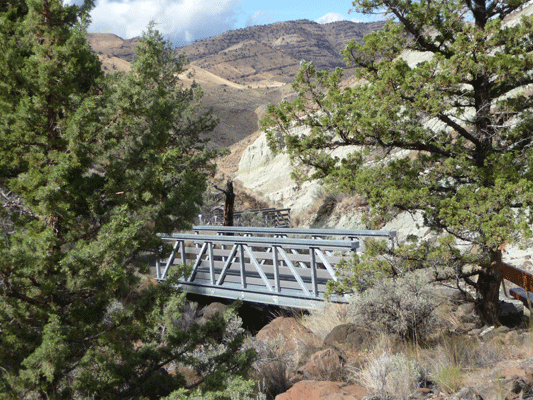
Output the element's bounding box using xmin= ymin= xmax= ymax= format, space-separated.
xmin=224 ymin=180 xmax=235 ymax=226
xmin=215 ymin=180 xmax=235 ymax=227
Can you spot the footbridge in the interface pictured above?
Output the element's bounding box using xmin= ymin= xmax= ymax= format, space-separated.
xmin=155 ymin=226 xmax=396 ymax=309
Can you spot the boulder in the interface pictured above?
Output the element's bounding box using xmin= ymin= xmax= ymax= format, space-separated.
xmin=298 ymin=348 xmax=344 ymax=380
xmin=256 ymin=317 xmax=322 ymax=369
xmin=323 ymin=324 xmax=375 ymax=352
xmin=198 ymin=302 xmax=227 ymax=326
xmin=275 ymin=380 xmax=368 ymax=400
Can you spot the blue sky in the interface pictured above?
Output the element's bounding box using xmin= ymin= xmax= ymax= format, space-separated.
xmin=80 ymin=0 xmax=380 ymax=46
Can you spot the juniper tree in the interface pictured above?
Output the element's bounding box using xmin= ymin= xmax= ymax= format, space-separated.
xmin=261 ymin=0 xmax=533 ymax=324
xmin=0 ymin=0 xmax=253 ymax=397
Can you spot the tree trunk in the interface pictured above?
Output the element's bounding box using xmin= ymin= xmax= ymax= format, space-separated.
xmin=475 ymin=249 xmax=503 ymax=325
xmin=223 ymin=180 xmax=235 ymax=227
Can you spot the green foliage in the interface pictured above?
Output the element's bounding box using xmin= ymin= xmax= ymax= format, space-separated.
xmin=261 ymin=0 xmax=533 ymax=324
xmin=163 ymin=376 xmax=259 ymax=400
xmin=0 ymin=1 xmax=252 ymax=398
xmin=432 ymin=365 xmax=464 ymax=394
xmin=325 ymin=239 xmax=393 ymax=296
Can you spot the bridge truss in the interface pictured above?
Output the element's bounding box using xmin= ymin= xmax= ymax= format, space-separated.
xmin=156 ymin=226 xmax=396 ymax=309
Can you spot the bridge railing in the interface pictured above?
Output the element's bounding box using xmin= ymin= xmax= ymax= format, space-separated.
xmin=155 ymin=232 xmax=359 ymax=309
xmin=234 ymin=208 xmax=291 ymax=228
xmin=192 ymin=225 xmax=396 ymax=252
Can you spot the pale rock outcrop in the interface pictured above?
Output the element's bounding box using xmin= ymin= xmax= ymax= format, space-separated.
xmin=236 ymin=126 xmax=360 ymax=216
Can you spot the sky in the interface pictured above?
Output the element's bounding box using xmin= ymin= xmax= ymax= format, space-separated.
xmin=76 ymin=0 xmax=380 ymax=46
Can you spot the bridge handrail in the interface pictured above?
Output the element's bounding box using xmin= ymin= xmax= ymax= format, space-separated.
xmin=192 ymin=225 xmax=396 ymax=239
xmin=158 ymin=233 xmax=359 ymax=251
xmin=502 ymin=262 xmax=533 ymax=312
xmin=234 ymin=208 xmax=291 ymax=214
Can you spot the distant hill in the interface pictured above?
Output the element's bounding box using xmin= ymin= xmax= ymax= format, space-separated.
xmin=178 ymin=19 xmax=386 ymax=85
xmin=86 ymin=33 xmax=139 ymax=73
xmin=86 ymin=19 xmax=385 ymax=148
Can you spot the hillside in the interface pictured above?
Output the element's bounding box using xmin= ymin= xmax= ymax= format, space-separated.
xmin=87 ymin=20 xmax=385 ymax=148
xmin=178 ymin=19 xmax=386 ymax=85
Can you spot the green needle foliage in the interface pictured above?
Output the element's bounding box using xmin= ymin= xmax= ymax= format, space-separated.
xmin=0 ymin=0 xmax=253 ymax=398
xmin=261 ymin=0 xmax=533 ymax=324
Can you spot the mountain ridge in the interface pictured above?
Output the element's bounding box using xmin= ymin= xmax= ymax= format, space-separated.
xmin=86 ymin=19 xmax=386 ymax=147
xmin=177 ymin=19 xmax=386 ymax=85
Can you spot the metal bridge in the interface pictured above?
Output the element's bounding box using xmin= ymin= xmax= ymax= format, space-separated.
xmin=155 ymin=226 xmax=396 ymax=309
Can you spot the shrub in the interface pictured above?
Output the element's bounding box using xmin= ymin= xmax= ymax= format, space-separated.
xmin=431 ymin=365 xmax=463 ymax=394
xmin=357 ymin=351 xmax=423 ymax=399
xmin=249 ymin=336 xmax=290 ymax=400
xmin=348 ymin=272 xmax=439 ymax=341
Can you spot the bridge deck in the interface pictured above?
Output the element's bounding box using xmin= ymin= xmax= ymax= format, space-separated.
xmin=156 ymin=227 xmax=395 ymax=309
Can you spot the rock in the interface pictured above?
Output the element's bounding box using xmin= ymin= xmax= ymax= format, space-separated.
xmin=298 ymin=348 xmax=344 ymax=380
xmin=471 ymin=368 xmax=533 ymax=400
xmin=455 ymin=302 xmax=477 ymax=324
xmin=480 ymin=325 xmax=510 ymax=342
xmin=275 ymin=380 xmax=368 ymax=400
xmin=500 ymin=368 xmax=533 ymax=396
xmin=477 ymin=325 xmax=496 ymax=341
xmin=235 ymin=129 xmax=362 ymax=217
xmin=468 ymin=328 xmax=483 ymax=337
xmin=451 ymin=386 xmax=483 ymax=400
xmin=323 ymin=324 xmax=375 ymax=352
xmin=457 ymin=323 xmax=478 ymax=334
xmin=256 ymin=317 xmax=323 ymax=368
xmin=198 ymin=302 xmax=227 ymax=326
xmin=449 ymin=290 xmax=475 ymax=305
xmin=499 ymin=300 xmax=524 ymax=327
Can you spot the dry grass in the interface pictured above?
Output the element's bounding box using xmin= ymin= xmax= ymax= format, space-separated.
xmin=431 ymin=365 xmax=464 ymax=394
xmin=353 ymin=343 xmax=424 ymax=400
xmin=299 ymin=302 xmax=350 ymax=340
xmin=297 ymin=281 xmax=533 ymax=398
xmin=253 ymin=361 xmax=289 ymax=400
xmin=249 ymin=336 xmax=291 ymax=400
xmin=347 ymin=330 xmax=529 ymax=397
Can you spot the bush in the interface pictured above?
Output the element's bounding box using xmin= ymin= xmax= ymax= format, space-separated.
xmin=431 ymin=365 xmax=464 ymax=394
xmin=249 ymin=337 xmax=290 ymax=400
xmin=357 ymin=351 xmax=423 ymax=399
xmin=348 ymin=273 xmax=439 ymax=341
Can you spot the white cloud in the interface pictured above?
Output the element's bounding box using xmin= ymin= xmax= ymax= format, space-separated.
xmin=316 ymin=12 xmax=373 ymax=24
xmin=246 ymin=10 xmax=271 ymax=27
xmin=86 ymin=0 xmax=241 ymax=45
xmin=315 ymin=12 xmax=345 ymax=24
